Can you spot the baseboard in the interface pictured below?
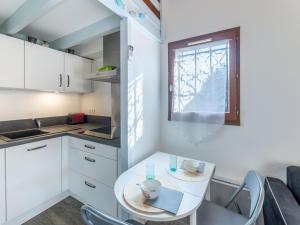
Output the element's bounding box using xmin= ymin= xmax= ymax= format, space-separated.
xmin=4 ymin=191 xmax=71 ymax=225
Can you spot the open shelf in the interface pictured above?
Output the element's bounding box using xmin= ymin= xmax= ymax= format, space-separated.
xmin=84 ymin=69 xmax=120 ymax=83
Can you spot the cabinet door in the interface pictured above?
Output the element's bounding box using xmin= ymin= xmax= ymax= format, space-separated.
xmin=65 ymin=54 xmax=92 ymax=93
xmin=62 ymin=136 xmax=69 ymax=192
xmin=0 ymin=34 xmax=24 ymax=89
xmin=0 ymin=149 xmax=5 ymax=225
xmin=6 ymin=138 xmax=62 ymax=220
xmin=25 ymin=42 xmax=64 ymax=91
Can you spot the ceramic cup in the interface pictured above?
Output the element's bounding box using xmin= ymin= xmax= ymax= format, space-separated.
xmin=140 ymin=179 xmax=162 ymax=199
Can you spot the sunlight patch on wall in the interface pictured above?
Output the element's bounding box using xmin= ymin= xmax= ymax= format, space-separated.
xmin=128 ymin=73 xmax=144 ymax=148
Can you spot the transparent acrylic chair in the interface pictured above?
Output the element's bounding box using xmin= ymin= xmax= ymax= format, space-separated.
xmin=198 ymin=170 xmax=265 ymax=225
xmin=81 ymin=205 xmax=142 ymax=225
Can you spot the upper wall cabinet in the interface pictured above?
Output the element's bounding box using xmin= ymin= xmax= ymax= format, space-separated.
xmin=65 ymin=54 xmax=92 ymax=93
xmin=0 ymin=34 xmax=24 ymax=89
xmin=25 ymin=42 xmax=65 ymax=92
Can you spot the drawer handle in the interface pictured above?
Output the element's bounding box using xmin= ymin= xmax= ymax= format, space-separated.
xmin=67 ymin=75 xmax=70 ymax=87
xmin=85 ymin=181 xmax=96 ymax=189
xmin=84 ymin=144 xmax=95 ymax=150
xmin=84 ymin=156 xmax=96 ymax=163
xmin=27 ymin=145 xmax=47 ymax=151
xmin=59 ymin=74 xmax=62 ymax=87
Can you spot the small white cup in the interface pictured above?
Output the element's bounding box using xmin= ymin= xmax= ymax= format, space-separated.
xmin=140 ymin=179 xmax=162 ymax=199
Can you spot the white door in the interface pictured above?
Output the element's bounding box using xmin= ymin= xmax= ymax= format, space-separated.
xmin=0 ymin=34 xmax=24 ymax=89
xmin=25 ymin=42 xmax=64 ymax=91
xmin=0 ymin=149 xmax=5 ymax=225
xmin=6 ymin=138 xmax=62 ymax=221
xmin=65 ymin=54 xmax=92 ymax=93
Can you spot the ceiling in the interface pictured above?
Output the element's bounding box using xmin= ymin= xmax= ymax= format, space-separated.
xmin=21 ymin=0 xmax=113 ymax=42
xmin=0 ymin=0 xmax=27 ymax=25
xmin=0 ymin=0 xmax=115 ymax=42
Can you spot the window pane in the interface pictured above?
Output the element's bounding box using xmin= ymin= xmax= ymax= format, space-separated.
xmin=173 ymin=40 xmax=229 ymax=114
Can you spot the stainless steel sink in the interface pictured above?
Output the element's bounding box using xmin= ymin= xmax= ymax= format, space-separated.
xmin=0 ymin=129 xmax=49 ymax=142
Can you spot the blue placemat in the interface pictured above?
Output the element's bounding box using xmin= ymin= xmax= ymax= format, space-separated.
xmin=144 ymin=187 xmax=183 ymax=214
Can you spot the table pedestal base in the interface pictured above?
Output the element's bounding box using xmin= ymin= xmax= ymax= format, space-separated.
xmin=190 ymin=211 xmax=197 ymax=225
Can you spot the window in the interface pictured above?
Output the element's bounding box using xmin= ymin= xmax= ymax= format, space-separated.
xmin=168 ymin=27 xmax=240 ymax=125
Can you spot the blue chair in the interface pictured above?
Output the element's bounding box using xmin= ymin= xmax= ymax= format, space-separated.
xmin=198 ymin=170 xmax=264 ymax=225
xmin=81 ymin=205 xmax=142 ymax=225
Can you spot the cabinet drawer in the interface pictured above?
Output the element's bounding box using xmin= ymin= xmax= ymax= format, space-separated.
xmin=70 ymin=149 xmax=117 ymax=187
xmin=70 ymin=171 xmax=117 ymax=217
xmin=69 ymin=137 xmax=117 ymax=160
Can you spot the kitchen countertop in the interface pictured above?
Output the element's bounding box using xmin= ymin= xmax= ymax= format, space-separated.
xmin=0 ymin=123 xmax=120 ymax=149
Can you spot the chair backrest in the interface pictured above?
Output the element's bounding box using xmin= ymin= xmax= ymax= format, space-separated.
xmin=81 ymin=205 xmax=130 ymax=225
xmin=244 ymin=170 xmax=265 ymax=225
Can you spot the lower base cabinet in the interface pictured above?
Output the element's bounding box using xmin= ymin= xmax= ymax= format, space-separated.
xmin=2 ymin=136 xmax=118 ymax=223
xmin=0 ymin=149 xmax=5 ymax=225
xmin=6 ymin=138 xmax=62 ymax=220
xmin=70 ymin=171 xmax=117 ymax=216
xmin=68 ymin=137 xmax=118 ymax=217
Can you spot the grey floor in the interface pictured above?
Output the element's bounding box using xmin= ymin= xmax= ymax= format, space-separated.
xmin=23 ymin=197 xmax=189 ymax=225
xmin=23 ymin=197 xmax=85 ymax=225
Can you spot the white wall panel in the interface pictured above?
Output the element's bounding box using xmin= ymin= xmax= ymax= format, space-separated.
xmin=161 ymin=0 xmax=300 ymax=182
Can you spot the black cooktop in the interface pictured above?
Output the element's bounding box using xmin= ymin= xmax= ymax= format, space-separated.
xmin=90 ymin=127 xmax=112 ymax=135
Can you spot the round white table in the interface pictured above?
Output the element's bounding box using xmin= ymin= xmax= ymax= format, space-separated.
xmin=114 ymin=152 xmax=216 ymax=225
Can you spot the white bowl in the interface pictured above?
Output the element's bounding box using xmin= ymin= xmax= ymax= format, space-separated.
xmin=181 ymin=160 xmax=205 ymax=173
xmin=140 ymin=179 xmax=162 ymax=199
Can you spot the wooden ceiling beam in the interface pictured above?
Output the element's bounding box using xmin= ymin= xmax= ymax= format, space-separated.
xmin=143 ymin=0 xmax=160 ymax=19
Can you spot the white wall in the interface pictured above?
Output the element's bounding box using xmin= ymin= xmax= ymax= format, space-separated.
xmin=81 ymin=82 xmax=111 ymax=116
xmin=0 ymin=90 xmax=81 ymax=121
xmin=161 ymin=0 xmax=300 ymax=183
xmin=0 ymin=87 xmax=112 ymax=121
xmin=127 ymin=19 xmax=161 ymax=166
xmin=75 ymin=36 xmax=112 ymax=117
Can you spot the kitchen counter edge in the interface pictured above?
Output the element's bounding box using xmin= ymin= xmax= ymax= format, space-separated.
xmin=0 ymin=132 xmax=121 ymax=149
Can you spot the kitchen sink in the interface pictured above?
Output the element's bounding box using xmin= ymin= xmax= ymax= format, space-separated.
xmin=0 ymin=129 xmax=49 ymax=142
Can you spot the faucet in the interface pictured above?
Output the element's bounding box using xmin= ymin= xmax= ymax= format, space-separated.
xmin=34 ymin=119 xmax=42 ymax=129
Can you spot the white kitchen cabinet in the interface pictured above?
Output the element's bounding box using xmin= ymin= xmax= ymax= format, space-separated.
xmin=0 ymin=149 xmax=5 ymax=225
xmin=69 ymin=137 xmax=117 ymax=160
xmin=65 ymin=53 xmax=92 ymax=93
xmin=68 ymin=137 xmax=118 ymax=216
xmin=0 ymin=34 xmax=24 ymax=89
xmin=70 ymin=148 xmax=117 ymax=187
xmin=62 ymin=136 xmax=69 ymax=192
xmin=25 ymin=42 xmax=64 ymax=91
xmin=70 ymin=171 xmax=117 ymax=217
xmin=6 ymin=138 xmax=62 ymax=220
